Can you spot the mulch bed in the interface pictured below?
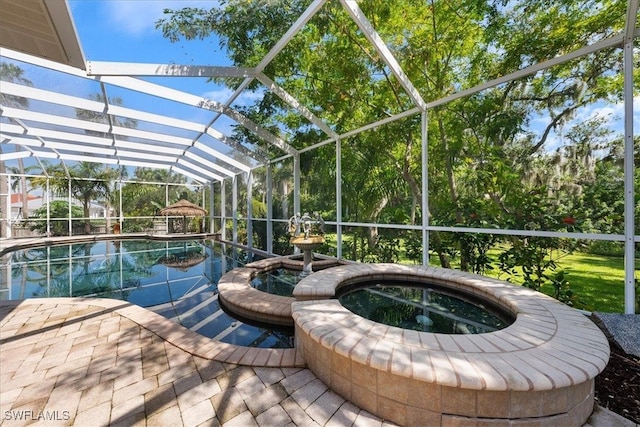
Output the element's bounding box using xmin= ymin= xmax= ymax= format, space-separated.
xmin=594 ymin=338 xmax=640 ymax=424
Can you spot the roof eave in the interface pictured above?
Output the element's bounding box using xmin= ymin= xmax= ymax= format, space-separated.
xmin=44 ymin=0 xmax=86 ymax=70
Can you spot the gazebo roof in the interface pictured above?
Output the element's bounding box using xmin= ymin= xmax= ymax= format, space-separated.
xmin=160 ymin=199 xmax=208 ymax=217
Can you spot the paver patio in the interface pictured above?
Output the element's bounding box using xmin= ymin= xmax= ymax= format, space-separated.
xmin=0 ymin=274 xmax=631 ymax=426
xmin=0 ymin=299 xmax=395 ymax=427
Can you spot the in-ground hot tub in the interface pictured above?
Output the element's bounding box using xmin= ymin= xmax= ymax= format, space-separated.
xmin=217 ymin=253 xmax=347 ymax=326
xmin=291 ymin=263 xmax=610 ymax=427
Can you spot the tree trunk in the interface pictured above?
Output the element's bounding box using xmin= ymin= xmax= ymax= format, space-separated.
xmin=367 ymin=195 xmax=388 ymax=248
xmin=438 ymin=116 xmax=468 ymax=271
xmin=430 ymin=230 xmax=451 ymax=268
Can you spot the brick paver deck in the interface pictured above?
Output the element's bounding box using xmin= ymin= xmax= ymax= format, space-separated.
xmin=0 ymin=237 xmax=628 ymax=426
xmin=0 ymin=298 xmax=394 ymax=426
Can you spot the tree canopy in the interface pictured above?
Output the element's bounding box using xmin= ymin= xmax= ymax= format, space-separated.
xmin=156 ymin=0 xmax=632 ymax=252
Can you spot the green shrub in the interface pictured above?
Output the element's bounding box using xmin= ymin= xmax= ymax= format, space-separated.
xmin=586 ymin=240 xmax=625 ymax=257
xmin=29 ymin=201 xmax=83 ymax=236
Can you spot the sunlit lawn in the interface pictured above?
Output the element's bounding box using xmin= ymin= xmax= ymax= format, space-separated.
xmin=480 ymin=251 xmax=635 ymax=313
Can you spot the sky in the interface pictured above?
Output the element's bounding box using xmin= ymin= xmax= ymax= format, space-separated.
xmin=64 ymin=0 xmax=267 ymax=152
xmin=67 ymin=0 xmax=235 ymax=100
xmin=68 ymin=0 xmax=224 ymax=65
xmin=5 ymin=0 xmax=637 ymax=168
xmin=68 ymin=1 xmax=636 ymax=146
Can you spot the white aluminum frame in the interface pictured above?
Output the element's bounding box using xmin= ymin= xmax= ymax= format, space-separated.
xmin=1 ymin=0 xmax=638 ymax=312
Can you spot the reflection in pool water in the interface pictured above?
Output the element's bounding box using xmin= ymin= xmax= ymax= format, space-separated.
xmin=251 ymin=268 xmax=302 ymax=297
xmin=338 ymin=280 xmax=514 ymax=334
xmin=0 ymin=239 xmax=294 ymax=348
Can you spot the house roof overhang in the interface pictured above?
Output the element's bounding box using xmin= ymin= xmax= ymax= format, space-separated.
xmin=0 ymin=0 xmax=85 ymax=70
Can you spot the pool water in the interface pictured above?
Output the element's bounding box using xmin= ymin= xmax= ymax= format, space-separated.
xmin=251 ymin=268 xmax=301 ymax=297
xmin=0 ymin=239 xmax=294 ymax=348
xmin=338 ymin=280 xmax=513 ymax=334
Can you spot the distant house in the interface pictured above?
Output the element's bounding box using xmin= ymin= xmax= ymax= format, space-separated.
xmin=88 ymin=201 xmax=113 ymax=219
xmin=10 ymin=194 xmax=112 ymax=220
xmin=10 ymin=194 xmax=43 ymax=221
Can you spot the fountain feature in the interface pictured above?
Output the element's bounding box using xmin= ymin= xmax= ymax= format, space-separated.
xmin=217 ymin=211 xmax=346 ymax=328
xmin=288 ymin=212 xmax=325 ymax=276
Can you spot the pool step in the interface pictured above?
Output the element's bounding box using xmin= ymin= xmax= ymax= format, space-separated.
xmin=192 ymin=307 xmax=225 ymax=332
xmin=148 ymin=283 xmax=211 ymax=312
xmin=181 ymin=282 xmax=212 ymax=300
xmin=148 ymin=284 xmax=218 ymax=327
xmin=174 ymin=293 xmax=219 ymax=323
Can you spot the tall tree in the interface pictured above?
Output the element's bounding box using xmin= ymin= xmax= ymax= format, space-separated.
xmin=157 ymin=0 xmax=629 ymax=269
xmin=46 ymin=162 xmax=118 ymax=235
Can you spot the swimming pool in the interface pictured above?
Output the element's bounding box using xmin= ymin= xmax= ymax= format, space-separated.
xmin=0 ymin=239 xmax=294 ymax=348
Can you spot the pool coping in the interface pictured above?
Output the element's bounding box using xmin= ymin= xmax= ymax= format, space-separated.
xmin=0 ymin=297 xmax=304 ymax=368
xmin=0 ymin=233 xmax=220 ymax=257
xmin=291 ymin=263 xmax=611 ymax=425
xmin=217 ymin=254 xmax=349 ymax=327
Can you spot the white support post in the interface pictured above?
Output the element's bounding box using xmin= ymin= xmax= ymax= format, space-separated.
xmin=246 ymin=171 xmax=253 ymax=249
xmin=266 ymin=163 xmax=273 ymax=255
xmin=67 ymin=180 xmax=72 ymax=236
xmin=46 ymin=179 xmax=50 ymax=237
xmin=293 ymin=153 xmax=301 ymax=217
xmin=623 ymin=18 xmax=637 ymax=314
xmin=120 ymin=180 xmax=124 ymax=233
xmin=201 ymin=186 xmax=206 ymax=233
xmin=293 ymin=153 xmax=301 ymax=254
xmin=5 ymin=174 xmax=13 ymax=239
xmin=336 ymin=139 xmax=343 ymax=259
xmin=232 ymin=175 xmax=238 ymax=244
xmin=210 ymin=184 xmax=215 ymax=234
xmin=220 ymin=180 xmax=226 ymax=241
xmin=422 ymin=111 xmax=429 ymax=267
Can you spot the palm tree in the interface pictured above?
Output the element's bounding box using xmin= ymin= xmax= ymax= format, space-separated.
xmin=0 ymin=62 xmax=31 ymax=107
xmin=47 ymin=163 xmax=119 ymax=234
xmin=0 ymin=62 xmax=33 ymax=237
xmin=7 ymin=164 xmax=41 ymax=221
xmin=75 ymin=93 xmax=138 ymax=232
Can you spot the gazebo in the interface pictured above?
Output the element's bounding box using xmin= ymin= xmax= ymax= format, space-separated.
xmin=159 ymin=199 xmax=207 ymax=234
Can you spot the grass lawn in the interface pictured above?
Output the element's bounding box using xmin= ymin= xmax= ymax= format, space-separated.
xmin=479 ymin=251 xmax=636 ymax=313
xmin=553 ymin=252 xmax=636 ymax=313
